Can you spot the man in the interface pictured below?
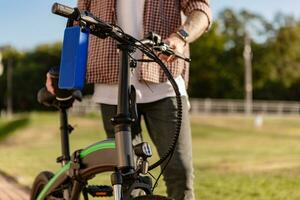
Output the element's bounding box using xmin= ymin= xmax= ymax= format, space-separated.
xmin=47 ymin=0 xmax=211 ymax=199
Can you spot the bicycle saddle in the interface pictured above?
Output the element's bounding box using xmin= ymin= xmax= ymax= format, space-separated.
xmin=37 ymin=87 xmax=82 ymax=108
xmin=37 ymin=87 xmax=56 ymax=107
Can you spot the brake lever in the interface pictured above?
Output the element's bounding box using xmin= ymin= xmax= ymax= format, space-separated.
xmin=154 ymin=44 xmax=191 ymax=63
xmin=137 ymin=38 xmax=191 ymax=62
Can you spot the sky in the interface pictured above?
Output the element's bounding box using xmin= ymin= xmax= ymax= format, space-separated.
xmin=0 ymin=0 xmax=300 ymax=50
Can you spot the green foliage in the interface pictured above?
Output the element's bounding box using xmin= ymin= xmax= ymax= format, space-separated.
xmin=267 ymin=25 xmax=300 ymax=86
xmin=189 ymin=9 xmax=300 ymax=101
xmin=0 ymin=42 xmax=94 ymax=111
xmin=0 ymin=43 xmax=62 ymax=111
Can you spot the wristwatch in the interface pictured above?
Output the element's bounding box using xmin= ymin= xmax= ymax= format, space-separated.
xmin=176 ymin=29 xmax=189 ymax=43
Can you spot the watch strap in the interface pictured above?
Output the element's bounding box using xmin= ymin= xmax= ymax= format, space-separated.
xmin=176 ymin=29 xmax=189 ymax=42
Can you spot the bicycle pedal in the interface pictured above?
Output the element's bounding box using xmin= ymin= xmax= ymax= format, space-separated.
xmin=85 ymin=185 xmax=113 ymax=197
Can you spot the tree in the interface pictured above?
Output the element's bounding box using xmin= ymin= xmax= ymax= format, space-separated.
xmin=0 ymin=42 xmax=93 ymax=111
xmin=0 ymin=44 xmax=61 ymax=111
xmin=189 ymin=9 xmax=274 ymax=99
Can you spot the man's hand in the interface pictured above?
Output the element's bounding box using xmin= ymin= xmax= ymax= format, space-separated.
xmin=46 ymin=73 xmax=55 ymax=95
xmin=159 ymin=33 xmax=186 ymax=63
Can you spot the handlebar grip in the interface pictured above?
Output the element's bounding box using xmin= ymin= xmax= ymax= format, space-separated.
xmin=52 ymin=3 xmax=78 ymax=19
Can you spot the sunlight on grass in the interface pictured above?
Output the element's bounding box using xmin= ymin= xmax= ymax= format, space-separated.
xmin=2 ymin=113 xmax=300 ymax=199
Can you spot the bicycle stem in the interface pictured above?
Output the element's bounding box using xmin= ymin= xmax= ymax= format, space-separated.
xmin=112 ymin=43 xmax=135 ymax=172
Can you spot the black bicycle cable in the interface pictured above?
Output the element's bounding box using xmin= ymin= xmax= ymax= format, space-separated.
xmin=104 ymin=25 xmax=183 ymax=186
xmin=111 ymin=33 xmax=183 ymax=188
xmin=125 ymin=36 xmax=183 ymax=188
xmin=138 ymin=45 xmax=183 ymax=191
xmin=152 ymin=150 xmax=174 ymax=191
xmin=133 ymin=38 xmax=183 ymax=170
xmin=109 ymin=28 xmax=182 ymax=171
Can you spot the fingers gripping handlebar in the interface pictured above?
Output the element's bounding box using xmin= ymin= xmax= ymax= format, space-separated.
xmin=140 ymin=33 xmax=191 ymax=62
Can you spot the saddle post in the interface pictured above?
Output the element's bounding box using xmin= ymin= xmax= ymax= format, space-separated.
xmin=59 ymin=107 xmax=71 ymax=165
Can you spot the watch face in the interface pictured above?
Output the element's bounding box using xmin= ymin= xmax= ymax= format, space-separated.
xmin=178 ymin=29 xmax=189 ymax=38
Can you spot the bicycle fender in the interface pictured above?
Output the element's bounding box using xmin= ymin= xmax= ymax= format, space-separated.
xmin=36 ymin=140 xmax=116 ymax=200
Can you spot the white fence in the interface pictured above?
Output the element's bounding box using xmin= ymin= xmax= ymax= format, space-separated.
xmin=190 ymin=99 xmax=300 ymax=115
xmin=70 ymin=97 xmax=300 ymax=116
xmin=70 ymin=97 xmax=100 ymax=115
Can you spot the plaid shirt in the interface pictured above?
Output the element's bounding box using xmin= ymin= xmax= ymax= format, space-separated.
xmin=77 ymin=0 xmax=212 ymax=85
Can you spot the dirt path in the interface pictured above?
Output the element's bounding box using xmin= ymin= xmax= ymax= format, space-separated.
xmin=0 ymin=171 xmax=30 ymax=200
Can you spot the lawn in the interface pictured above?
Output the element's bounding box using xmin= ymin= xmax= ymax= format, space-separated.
xmin=2 ymin=113 xmax=300 ymax=199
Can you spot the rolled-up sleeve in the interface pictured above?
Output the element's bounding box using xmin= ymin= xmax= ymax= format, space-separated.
xmin=77 ymin=0 xmax=91 ymax=11
xmin=181 ymin=0 xmax=212 ymax=30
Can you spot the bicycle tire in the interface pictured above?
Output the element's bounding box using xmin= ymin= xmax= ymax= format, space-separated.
xmin=30 ymin=171 xmax=63 ymax=200
xmin=132 ymin=195 xmax=174 ymax=200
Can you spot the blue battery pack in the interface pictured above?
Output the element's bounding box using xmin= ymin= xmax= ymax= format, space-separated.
xmin=59 ymin=26 xmax=89 ymax=90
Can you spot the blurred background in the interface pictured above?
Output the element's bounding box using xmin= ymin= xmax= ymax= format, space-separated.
xmin=1 ymin=0 xmax=300 ymax=199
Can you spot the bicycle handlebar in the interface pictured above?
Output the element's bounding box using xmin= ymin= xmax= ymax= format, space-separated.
xmin=52 ymin=3 xmax=79 ymax=20
xmin=52 ymin=3 xmax=108 ymax=28
xmin=52 ymin=2 xmax=190 ymax=63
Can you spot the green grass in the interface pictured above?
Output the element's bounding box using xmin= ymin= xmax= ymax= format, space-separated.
xmin=0 ymin=116 xmax=30 ymax=140
xmin=192 ymin=116 xmax=300 ymax=200
xmin=2 ymin=113 xmax=300 ymax=199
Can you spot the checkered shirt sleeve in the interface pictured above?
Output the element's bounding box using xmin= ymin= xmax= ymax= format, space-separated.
xmin=76 ymin=0 xmax=212 ymax=85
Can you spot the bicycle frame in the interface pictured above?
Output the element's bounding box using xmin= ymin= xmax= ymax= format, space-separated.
xmin=35 ymin=26 xmax=143 ymax=200
xmin=33 ymin=2 xmax=187 ymax=199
